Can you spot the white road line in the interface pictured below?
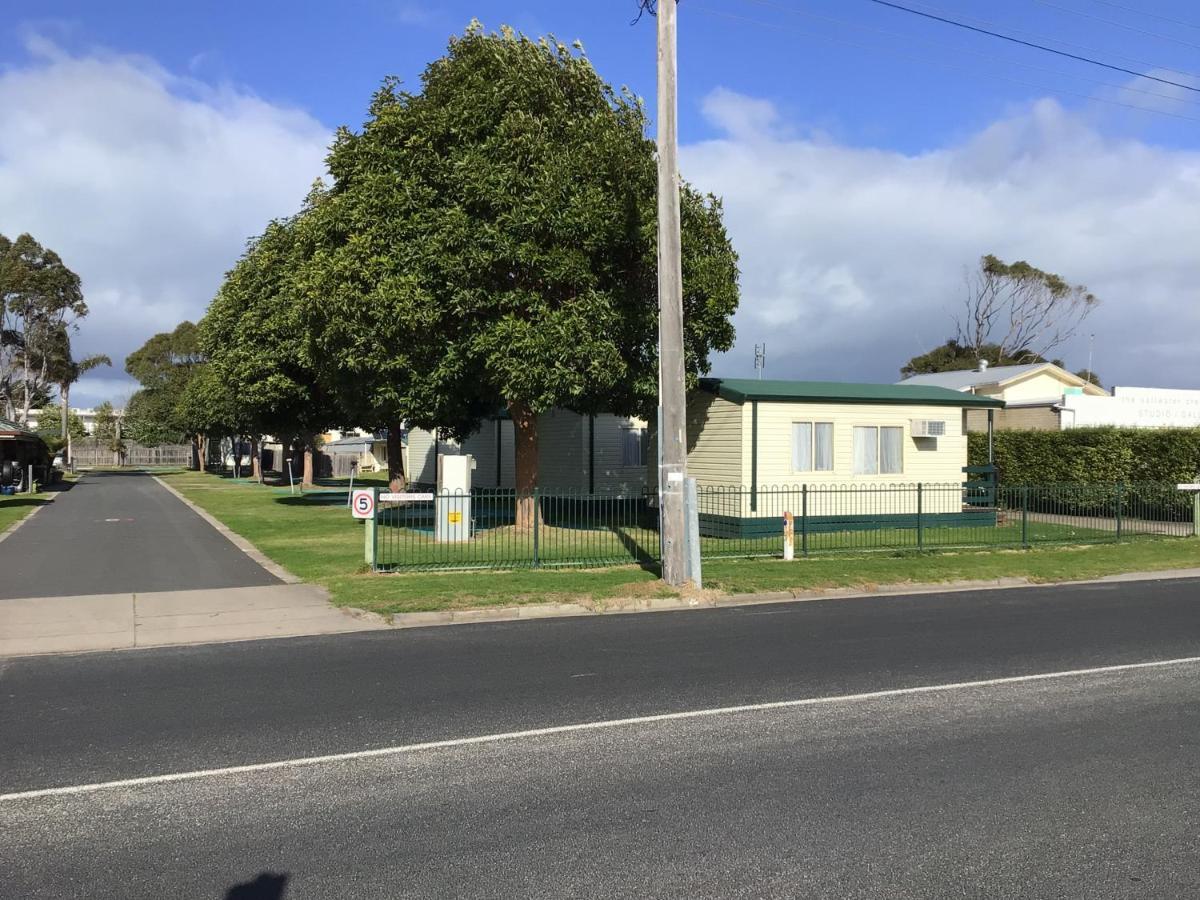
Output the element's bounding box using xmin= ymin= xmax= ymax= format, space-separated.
xmin=4 ymin=654 xmax=1198 ymax=803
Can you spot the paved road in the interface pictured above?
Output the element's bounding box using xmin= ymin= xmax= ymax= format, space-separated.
xmin=1 ymin=578 xmax=1198 ymax=897
xmin=0 ymin=471 xmax=278 ymax=599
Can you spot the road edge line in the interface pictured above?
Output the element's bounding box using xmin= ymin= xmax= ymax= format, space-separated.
xmin=5 ymin=654 xmax=1199 ymax=802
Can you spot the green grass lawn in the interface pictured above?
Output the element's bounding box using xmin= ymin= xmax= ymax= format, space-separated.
xmin=161 ymin=470 xmax=1200 ymax=617
xmin=0 ymin=494 xmax=49 ymax=532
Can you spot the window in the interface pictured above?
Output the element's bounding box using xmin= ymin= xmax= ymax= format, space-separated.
xmin=880 ymin=426 xmax=903 ymax=473
xmin=853 ymin=425 xmax=904 ymax=475
xmin=792 ymin=422 xmax=833 ymax=472
xmin=621 ymin=427 xmax=644 ymax=467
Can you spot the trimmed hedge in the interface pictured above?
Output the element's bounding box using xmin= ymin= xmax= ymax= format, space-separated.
xmin=968 ymin=427 xmax=1200 ymax=485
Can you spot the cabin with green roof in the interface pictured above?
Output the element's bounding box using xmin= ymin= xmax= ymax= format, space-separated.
xmin=668 ymin=378 xmax=1005 ymax=537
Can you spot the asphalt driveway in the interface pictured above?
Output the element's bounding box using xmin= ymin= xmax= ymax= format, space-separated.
xmin=0 ymin=472 xmax=279 ymax=599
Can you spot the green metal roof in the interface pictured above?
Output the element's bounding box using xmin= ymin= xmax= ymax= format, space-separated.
xmin=700 ymin=378 xmax=1006 ymax=409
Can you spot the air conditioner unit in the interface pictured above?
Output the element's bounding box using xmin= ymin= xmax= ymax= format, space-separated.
xmin=910 ymin=419 xmax=946 ymax=438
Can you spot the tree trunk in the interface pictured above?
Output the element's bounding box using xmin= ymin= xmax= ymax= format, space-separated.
xmin=251 ymin=436 xmax=261 ymax=482
xmin=61 ymin=382 xmax=70 ymax=466
xmin=194 ymin=435 xmax=205 ymax=472
xmin=302 ymin=443 xmax=314 ymax=487
xmin=509 ymin=400 xmax=541 ymax=531
xmin=387 ymin=420 xmax=406 ymax=492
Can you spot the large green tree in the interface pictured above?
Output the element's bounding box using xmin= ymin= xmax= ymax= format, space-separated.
xmin=203 ymin=210 xmax=338 ymax=485
xmin=124 ymin=322 xmax=212 ymax=467
xmin=0 ymin=233 xmax=88 ymax=424
xmin=301 ymin=23 xmax=739 ymax=524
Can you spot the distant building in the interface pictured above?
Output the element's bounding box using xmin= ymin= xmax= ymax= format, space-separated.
xmin=24 ymin=407 xmax=124 ymax=436
xmin=897 ymin=362 xmax=1107 ymax=431
xmin=1059 ymin=386 xmax=1200 ymax=429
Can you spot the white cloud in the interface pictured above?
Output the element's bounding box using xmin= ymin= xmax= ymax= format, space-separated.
xmin=0 ymin=39 xmax=330 ymax=406
xmin=682 ymin=92 xmax=1200 ymax=388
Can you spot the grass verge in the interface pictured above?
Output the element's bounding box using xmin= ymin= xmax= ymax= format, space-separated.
xmin=161 ymin=471 xmax=1200 ymax=617
xmin=0 ymin=495 xmax=49 ymax=532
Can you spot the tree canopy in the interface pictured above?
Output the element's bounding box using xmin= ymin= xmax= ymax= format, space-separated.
xmin=902 ymin=254 xmax=1098 ymax=378
xmin=294 ymin=23 xmax=738 ymax=507
xmin=0 ymin=233 xmax=88 ymax=423
xmin=900 ymin=340 xmax=1058 ymax=378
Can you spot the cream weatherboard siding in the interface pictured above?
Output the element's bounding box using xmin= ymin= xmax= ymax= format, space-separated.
xmin=750 ymin=401 xmax=966 ymax=515
xmin=682 ymin=392 xmax=744 ymax=488
xmin=984 ymin=370 xmax=1071 ymax=403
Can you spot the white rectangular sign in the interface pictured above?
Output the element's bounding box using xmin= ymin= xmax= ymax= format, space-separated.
xmin=1176 ymin=484 xmax=1200 ymax=492
xmin=379 ymin=492 xmax=434 ymax=502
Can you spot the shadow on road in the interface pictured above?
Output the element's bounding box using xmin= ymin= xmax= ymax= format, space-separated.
xmin=225 ymin=872 xmax=289 ymax=899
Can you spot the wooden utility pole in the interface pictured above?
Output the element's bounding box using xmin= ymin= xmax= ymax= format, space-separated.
xmin=656 ymin=0 xmax=688 ymax=586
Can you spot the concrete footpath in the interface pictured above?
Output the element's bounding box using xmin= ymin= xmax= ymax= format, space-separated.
xmin=0 ymin=583 xmax=385 ymax=656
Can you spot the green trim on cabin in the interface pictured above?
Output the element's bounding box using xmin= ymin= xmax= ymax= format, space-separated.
xmin=701 ymin=378 xmax=1006 ymax=409
xmin=750 ymin=401 xmax=758 ymax=513
xmin=699 ymin=510 xmax=999 ymax=539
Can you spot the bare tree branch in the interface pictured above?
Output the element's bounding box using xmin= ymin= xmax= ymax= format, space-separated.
xmin=954 ymin=254 xmax=1098 ymax=365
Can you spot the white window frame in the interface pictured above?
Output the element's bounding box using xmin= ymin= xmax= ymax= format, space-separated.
xmin=792 ymin=421 xmax=834 ymax=473
xmin=853 ymin=425 xmax=904 ymax=476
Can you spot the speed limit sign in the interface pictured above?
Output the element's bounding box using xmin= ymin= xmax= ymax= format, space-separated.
xmin=351 ymin=488 xmax=376 ymax=520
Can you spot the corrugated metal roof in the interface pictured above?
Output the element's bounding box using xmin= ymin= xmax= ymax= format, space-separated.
xmin=0 ymin=418 xmax=38 ymax=437
xmin=701 ymin=378 xmax=1005 ymax=408
xmin=896 ymin=364 xmax=1046 ymax=390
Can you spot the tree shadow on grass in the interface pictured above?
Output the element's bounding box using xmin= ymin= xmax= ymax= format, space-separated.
xmin=612 ymin=526 xmax=663 ymax=575
xmin=225 ymin=871 xmax=288 ymax=899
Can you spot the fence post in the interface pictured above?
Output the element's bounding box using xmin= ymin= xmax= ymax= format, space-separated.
xmin=532 ymin=487 xmax=540 ymax=568
xmin=916 ymin=482 xmax=924 ymax=552
xmin=1021 ymin=485 xmax=1030 ymax=548
xmin=801 ymin=484 xmax=809 ymax=558
xmin=364 ymin=487 xmax=378 ymax=570
xmin=1114 ymin=482 xmax=1124 ymax=541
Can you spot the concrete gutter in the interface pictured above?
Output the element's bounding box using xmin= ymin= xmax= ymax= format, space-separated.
xmin=379 ymin=567 xmax=1200 ymax=630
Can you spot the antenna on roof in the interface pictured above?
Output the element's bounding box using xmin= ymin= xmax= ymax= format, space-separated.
xmin=754 ymin=343 xmax=766 ymax=380
xmin=1086 ymin=334 xmax=1095 ymax=385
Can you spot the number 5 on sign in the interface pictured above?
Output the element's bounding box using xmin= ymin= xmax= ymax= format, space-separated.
xmin=351 ymin=489 xmax=376 ymax=520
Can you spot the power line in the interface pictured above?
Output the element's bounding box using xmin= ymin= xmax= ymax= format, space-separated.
xmin=859 ymin=0 xmax=1200 ymax=82
xmin=1088 ymin=0 xmax=1200 ymax=32
xmin=1031 ymin=0 xmax=1200 ymax=51
xmin=689 ymin=5 xmax=1200 ymax=124
xmin=862 ymin=0 xmax=1200 ymax=94
xmin=742 ymin=0 xmax=1200 ymax=107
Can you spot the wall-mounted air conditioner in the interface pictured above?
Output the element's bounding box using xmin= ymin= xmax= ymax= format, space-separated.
xmin=910 ymin=419 xmax=946 ymax=438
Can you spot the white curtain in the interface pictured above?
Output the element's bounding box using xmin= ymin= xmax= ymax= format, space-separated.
xmin=815 ymin=423 xmax=833 ymax=471
xmin=792 ymin=422 xmax=813 ymax=471
xmin=853 ymin=426 xmax=878 ymax=475
xmin=880 ymin=426 xmax=903 ymax=474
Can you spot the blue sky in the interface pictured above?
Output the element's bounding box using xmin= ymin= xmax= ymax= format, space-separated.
xmin=2 ymin=1 xmax=1199 ymax=405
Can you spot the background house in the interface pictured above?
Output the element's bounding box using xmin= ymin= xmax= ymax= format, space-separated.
xmin=407 ymin=410 xmax=649 ymax=494
xmin=896 ymin=362 xmax=1106 ymax=431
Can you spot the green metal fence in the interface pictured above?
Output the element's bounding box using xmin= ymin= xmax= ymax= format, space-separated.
xmin=371 ymin=482 xmax=1195 ymax=572
xmin=374 ymin=489 xmax=659 ymax=572
xmin=694 ymin=482 xmax=1195 ymax=559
